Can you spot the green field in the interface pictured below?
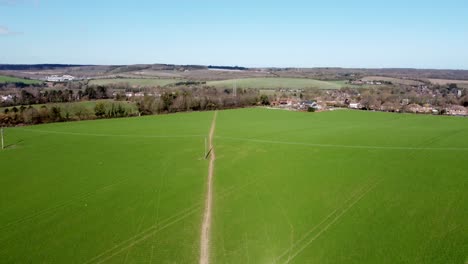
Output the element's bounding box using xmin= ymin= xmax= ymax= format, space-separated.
xmin=89 ymin=78 xmax=182 ymax=87
xmin=207 ymin=78 xmax=347 ymax=90
xmin=0 ymin=75 xmax=42 ymax=85
xmin=0 ymin=112 xmax=214 ymax=263
xmin=1 ymin=109 xmax=467 ymax=263
xmin=212 ymin=109 xmax=468 ymax=263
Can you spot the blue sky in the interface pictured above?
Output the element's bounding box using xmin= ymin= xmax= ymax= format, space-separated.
xmin=1 ymin=0 xmax=467 ymax=69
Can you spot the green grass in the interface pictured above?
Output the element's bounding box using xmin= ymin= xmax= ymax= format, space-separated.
xmin=1 ymin=108 xmax=467 ymax=263
xmin=212 ymin=109 xmax=468 ymax=264
xmin=207 ymin=78 xmax=347 ymax=90
xmin=89 ymin=78 xmax=182 ymax=87
xmin=0 ymin=112 xmax=214 ymax=263
xmin=0 ymin=75 xmax=42 ymax=85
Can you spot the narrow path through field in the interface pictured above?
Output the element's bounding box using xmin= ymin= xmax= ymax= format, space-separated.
xmin=200 ymin=111 xmax=217 ymax=264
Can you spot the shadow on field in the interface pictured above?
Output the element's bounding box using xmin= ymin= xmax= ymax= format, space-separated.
xmin=3 ymin=139 xmax=24 ymax=150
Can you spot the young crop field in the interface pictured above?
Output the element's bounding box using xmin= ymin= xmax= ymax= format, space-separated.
xmin=207 ymin=78 xmax=346 ymax=90
xmin=212 ymin=109 xmax=468 ymax=264
xmin=0 ymin=75 xmax=42 ymax=85
xmin=1 ymin=108 xmax=467 ymax=263
xmin=89 ymin=78 xmax=182 ymax=87
xmin=0 ymin=112 xmax=214 ymax=263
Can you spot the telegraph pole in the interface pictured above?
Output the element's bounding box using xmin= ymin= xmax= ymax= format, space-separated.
xmin=1 ymin=127 xmax=4 ymax=150
xmin=233 ymin=81 xmax=237 ymax=97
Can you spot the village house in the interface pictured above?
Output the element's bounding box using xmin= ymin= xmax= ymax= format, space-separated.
xmin=349 ymin=103 xmax=361 ymax=109
xmin=401 ymin=99 xmax=410 ymax=105
xmin=445 ymin=105 xmax=467 ymax=116
xmin=0 ymin=95 xmax=13 ymax=102
xmin=298 ymin=100 xmax=320 ymax=110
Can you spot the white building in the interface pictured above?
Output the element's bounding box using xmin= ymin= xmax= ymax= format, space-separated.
xmin=349 ymin=103 xmax=361 ymax=109
xmin=46 ymin=75 xmax=75 ymax=82
xmin=0 ymin=95 xmax=13 ymax=102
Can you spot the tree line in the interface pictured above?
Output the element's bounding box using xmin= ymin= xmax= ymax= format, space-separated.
xmin=0 ymin=101 xmax=135 ymax=126
xmin=135 ymin=87 xmax=268 ymax=115
xmin=0 ymin=87 xmax=271 ymax=126
xmin=1 ymin=86 xmax=110 ymax=107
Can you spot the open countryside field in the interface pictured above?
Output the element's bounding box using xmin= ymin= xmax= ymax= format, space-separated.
xmin=428 ymin=78 xmax=468 ymax=88
xmin=212 ymin=109 xmax=467 ymax=263
xmin=89 ymin=78 xmax=182 ymax=87
xmin=0 ymin=75 xmax=42 ymax=85
xmin=0 ymin=112 xmax=214 ymax=263
xmin=207 ymin=78 xmax=345 ymax=90
xmin=1 ymin=109 xmax=467 ymax=263
xmin=361 ymin=76 xmax=424 ymax=86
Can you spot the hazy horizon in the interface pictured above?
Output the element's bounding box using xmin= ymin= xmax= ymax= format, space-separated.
xmin=1 ymin=0 xmax=467 ymax=69
xmin=3 ymin=62 xmax=468 ymax=71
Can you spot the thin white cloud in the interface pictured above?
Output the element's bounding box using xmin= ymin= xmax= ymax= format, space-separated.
xmin=0 ymin=26 xmax=22 ymax=35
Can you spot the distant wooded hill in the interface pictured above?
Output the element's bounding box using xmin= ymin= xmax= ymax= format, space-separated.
xmin=0 ymin=64 xmax=90 ymax=71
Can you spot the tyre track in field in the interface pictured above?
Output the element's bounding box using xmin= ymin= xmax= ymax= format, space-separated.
xmin=0 ymin=176 xmax=132 ymax=232
xmin=84 ymin=156 xmax=264 ymax=262
xmin=83 ymin=203 xmax=204 ymax=264
xmin=83 ymin=178 xmax=259 ymax=264
xmin=84 ymin=124 xmax=276 ymax=263
xmin=200 ymin=111 xmax=217 ymax=264
xmin=277 ymin=178 xmax=383 ymax=264
xmin=273 ymin=178 xmax=371 ymax=263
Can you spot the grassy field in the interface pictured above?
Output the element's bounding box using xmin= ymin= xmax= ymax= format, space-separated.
xmin=0 ymin=112 xmax=214 ymax=263
xmin=207 ymin=78 xmax=347 ymax=90
xmin=0 ymin=75 xmax=42 ymax=85
xmin=89 ymin=78 xmax=182 ymax=87
xmin=428 ymin=78 xmax=468 ymax=89
xmin=212 ymin=109 xmax=468 ymax=263
xmin=1 ymin=109 xmax=467 ymax=263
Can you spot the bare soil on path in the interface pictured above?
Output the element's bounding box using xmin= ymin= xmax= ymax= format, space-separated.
xmin=200 ymin=111 xmax=217 ymax=264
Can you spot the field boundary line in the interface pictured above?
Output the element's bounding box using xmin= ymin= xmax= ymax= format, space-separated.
xmin=216 ymin=136 xmax=468 ymax=151
xmin=283 ymin=178 xmax=383 ymax=264
xmin=14 ymin=128 xmax=205 ymax=139
xmin=200 ymin=111 xmax=217 ymax=264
